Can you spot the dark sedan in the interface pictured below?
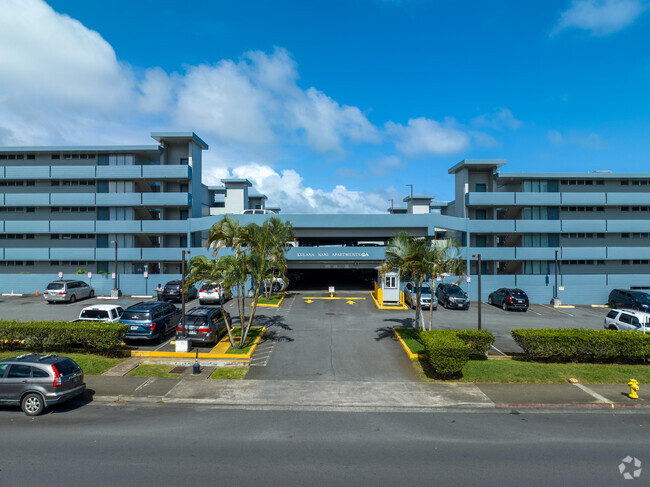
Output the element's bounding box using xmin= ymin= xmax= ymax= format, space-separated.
xmin=488 ymin=288 xmax=529 ymax=311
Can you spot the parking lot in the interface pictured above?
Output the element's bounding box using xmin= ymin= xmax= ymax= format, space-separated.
xmin=0 ymin=292 xmax=614 ymax=377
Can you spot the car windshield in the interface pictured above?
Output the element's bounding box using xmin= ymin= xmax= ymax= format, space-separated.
xmin=417 ymin=286 xmax=432 ymax=295
xmin=121 ymin=311 xmax=152 ymax=321
xmin=447 ymin=287 xmax=465 ymax=297
xmin=80 ymin=309 xmax=109 ymax=319
xmin=185 ymin=316 xmax=207 ymax=327
xmin=47 ymin=282 xmax=64 ymax=290
xmin=630 ymin=292 xmax=650 ymax=301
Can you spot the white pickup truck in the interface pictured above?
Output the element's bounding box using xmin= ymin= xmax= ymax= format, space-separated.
xmin=73 ymin=305 xmax=124 ymax=323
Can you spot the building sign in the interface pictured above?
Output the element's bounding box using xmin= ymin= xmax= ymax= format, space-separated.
xmin=87 ymin=272 xmax=92 ymax=279
xmin=112 ymin=273 xmax=116 ymax=279
xmin=329 ymin=286 xmax=335 ymax=293
xmin=295 ymin=251 xmax=371 ymax=258
xmin=143 ymin=271 xmax=148 ymax=278
xmin=466 ymin=276 xmax=471 ymax=283
xmin=58 ymin=271 xmax=63 ymax=278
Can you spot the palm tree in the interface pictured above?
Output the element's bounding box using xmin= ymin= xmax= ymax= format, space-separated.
xmin=382 ymin=232 xmax=430 ymax=330
xmin=206 ymin=215 xmax=247 ymax=257
xmin=185 ymin=255 xmax=237 ymax=347
xmin=424 ymin=238 xmax=464 ymax=331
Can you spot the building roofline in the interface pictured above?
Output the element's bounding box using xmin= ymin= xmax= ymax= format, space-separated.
xmin=221 ymin=178 xmax=252 ymax=186
xmin=0 ymin=145 xmax=160 ymax=153
xmin=448 ymin=159 xmax=507 ymax=174
xmin=497 ymin=172 xmax=645 ymax=179
xmin=150 ymin=132 xmax=208 ymax=150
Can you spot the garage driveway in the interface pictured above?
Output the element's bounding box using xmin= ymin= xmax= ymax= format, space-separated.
xmin=244 ymin=292 xmax=421 ymax=382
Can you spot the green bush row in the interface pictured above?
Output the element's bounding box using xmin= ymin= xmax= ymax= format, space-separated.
xmin=454 ymin=329 xmax=495 ymax=357
xmin=420 ymin=330 xmax=468 ymax=378
xmin=0 ymin=320 xmax=128 ymax=356
xmin=511 ymin=328 xmax=650 ymax=363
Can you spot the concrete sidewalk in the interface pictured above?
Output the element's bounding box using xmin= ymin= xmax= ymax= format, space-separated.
xmin=81 ymin=375 xmax=650 ymax=412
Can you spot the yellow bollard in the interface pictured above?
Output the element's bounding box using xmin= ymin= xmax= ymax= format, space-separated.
xmin=628 ymin=379 xmax=639 ymax=399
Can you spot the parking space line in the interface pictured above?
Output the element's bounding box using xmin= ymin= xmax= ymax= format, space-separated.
xmin=539 ymin=304 xmax=574 ymax=316
xmin=490 ymin=345 xmax=507 ymax=356
xmin=135 ymin=377 xmax=156 ymax=392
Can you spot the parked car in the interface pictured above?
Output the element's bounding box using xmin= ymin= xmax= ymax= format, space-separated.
xmin=404 ymin=282 xmax=438 ymax=310
xmin=162 ymin=280 xmax=198 ymax=302
xmin=176 ymin=306 xmax=231 ymax=345
xmin=43 ymin=280 xmax=94 ymax=303
xmin=435 ymin=283 xmax=470 ymax=310
xmin=119 ymin=301 xmax=181 ymax=342
xmin=488 ymin=288 xmax=529 ymax=311
xmin=608 ymin=289 xmax=650 ymax=311
xmin=0 ymin=353 xmax=85 ymax=416
xmin=604 ymin=309 xmax=650 ymax=331
xmin=199 ymin=283 xmax=231 ymax=305
xmin=73 ymin=304 xmax=124 ymax=323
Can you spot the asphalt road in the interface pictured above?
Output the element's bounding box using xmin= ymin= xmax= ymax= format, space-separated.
xmin=1 ymin=403 xmax=648 ymax=486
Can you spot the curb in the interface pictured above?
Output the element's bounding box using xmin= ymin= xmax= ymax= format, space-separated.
xmin=392 ymin=328 xmax=424 ymax=359
xmin=370 ymin=291 xmax=408 ymax=310
xmin=257 ymin=292 xmax=287 ymax=308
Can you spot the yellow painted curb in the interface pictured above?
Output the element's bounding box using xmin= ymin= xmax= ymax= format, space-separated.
xmin=590 ymin=304 xmax=609 ymax=308
xmin=127 ymin=327 xmax=266 ymax=360
xmin=257 ymin=292 xmax=287 ymax=308
xmin=553 ymin=305 xmax=575 ymax=309
xmin=370 ymin=291 xmax=408 ymax=310
xmin=392 ymin=328 xmax=425 ymax=359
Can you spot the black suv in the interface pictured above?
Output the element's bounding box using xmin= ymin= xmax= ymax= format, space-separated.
xmin=176 ymin=306 xmax=231 ymax=345
xmin=488 ymin=288 xmax=529 ymax=311
xmin=435 ymin=283 xmax=470 ymax=310
xmin=608 ymin=289 xmax=650 ymax=311
xmin=162 ymin=280 xmax=198 ymax=302
xmin=120 ymin=301 xmax=182 ymax=342
xmin=0 ymin=353 xmax=85 ymax=416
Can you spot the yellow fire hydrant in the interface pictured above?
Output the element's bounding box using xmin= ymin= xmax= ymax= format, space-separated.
xmin=628 ymin=379 xmax=639 ymax=399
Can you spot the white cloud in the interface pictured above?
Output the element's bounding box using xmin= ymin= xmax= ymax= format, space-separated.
xmin=551 ymin=0 xmax=648 ymax=36
xmin=548 ymin=130 xmax=605 ymax=149
xmin=385 ymin=117 xmax=471 ymax=157
xmin=471 ymin=108 xmax=523 ymax=131
xmin=205 ymin=163 xmax=395 ymax=214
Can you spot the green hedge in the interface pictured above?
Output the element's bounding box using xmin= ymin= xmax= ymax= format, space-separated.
xmin=454 ymin=329 xmax=495 ymax=357
xmin=0 ymin=320 xmax=128 ymax=356
xmin=420 ymin=330 xmax=470 ymax=378
xmin=511 ymin=328 xmax=650 ymax=363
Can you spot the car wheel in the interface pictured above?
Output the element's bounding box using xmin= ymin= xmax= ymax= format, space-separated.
xmin=89 ymin=290 xmax=95 ymax=298
xmin=157 ymin=329 xmax=167 ymax=343
xmin=608 ymin=325 xmax=618 ymax=331
xmin=199 ymin=300 xmax=204 ymax=305
xmin=21 ymin=393 xmax=44 ymax=416
xmin=610 ymin=300 xmax=616 ymax=308
xmin=69 ymin=294 xmax=76 ymax=303
xmin=487 ymin=296 xmax=493 ymax=305
xmin=502 ymin=301 xmax=507 ymax=311
xmin=444 ymin=299 xmax=449 ymax=309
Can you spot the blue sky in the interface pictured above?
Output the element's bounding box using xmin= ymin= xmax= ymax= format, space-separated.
xmin=1 ymin=0 xmax=649 ymax=213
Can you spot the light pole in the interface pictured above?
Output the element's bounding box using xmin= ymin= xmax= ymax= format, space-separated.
xmin=111 ymin=240 xmax=120 ymax=297
xmin=181 ymin=249 xmax=190 ymax=337
xmin=472 ymin=253 xmax=482 ymax=330
xmin=406 ymin=184 xmax=413 ymax=213
xmin=553 ymin=249 xmax=562 ymax=304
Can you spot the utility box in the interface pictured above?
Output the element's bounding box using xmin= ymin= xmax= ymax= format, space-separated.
xmin=175 ymin=338 xmax=191 ymax=353
xmin=379 ymin=271 xmax=400 ymax=304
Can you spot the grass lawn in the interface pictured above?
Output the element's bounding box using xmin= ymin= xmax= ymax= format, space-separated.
xmin=126 ymin=364 xmax=180 ymax=378
xmin=0 ymin=352 xmax=124 ymax=375
xmin=395 ymin=327 xmax=650 ymax=383
xmin=257 ymin=294 xmax=284 ymax=306
xmin=225 ymin=327 xmax=264 ymax=355
xmin=209 ymin=366 xmax=249 ymax=379
xmin=416 ymin=358 xmax=650 ymax=383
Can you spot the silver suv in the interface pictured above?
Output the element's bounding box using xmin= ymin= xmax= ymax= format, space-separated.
xmin=604 ymin=309 xmax=650 ymax=332
xmin=0 ymin=353 xmax=86 ymax=416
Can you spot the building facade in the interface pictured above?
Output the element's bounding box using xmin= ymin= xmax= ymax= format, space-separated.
xmin=1 ymin=134 xmax=648 ymax=304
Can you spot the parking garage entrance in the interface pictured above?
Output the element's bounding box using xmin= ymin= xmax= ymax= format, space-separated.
xmin=287 ymin=267 xmax=378 ymax=291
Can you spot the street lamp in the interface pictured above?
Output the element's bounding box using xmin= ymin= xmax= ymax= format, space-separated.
xmin=111 ymin=240 xmax=120 ymax=297
xmin=181 ymin=249 xmax=191 ymax=337
xmin=472 ymin=253 xmax=482 ymax=330
xmin=406 ymin=184 xmax=413 ymax=213
xmin=553 ymin=249 xmax=562 ymax=304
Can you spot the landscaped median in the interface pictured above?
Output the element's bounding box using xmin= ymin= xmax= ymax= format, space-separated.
xmin=133 ymin=327 xmax=266 ymax=364
xmin=256 ymin=292 xmax=287 ymax=307
xmin=394 ymin=327 xmax=650 ymax=383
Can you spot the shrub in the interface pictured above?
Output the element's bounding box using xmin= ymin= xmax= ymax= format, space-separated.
xmin=420 ymin=330 xmax=470 ymax=378
xmin=0 ymin=320 xmax=128 ymax=356
xmin=454 ymin=329 xmax=495 ymax=358
xmin=511 ymin=328 xmax=650 ymax=363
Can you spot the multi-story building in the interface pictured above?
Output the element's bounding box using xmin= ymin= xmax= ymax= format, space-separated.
xmin=1 ymin=133 xmax=648 ymax=304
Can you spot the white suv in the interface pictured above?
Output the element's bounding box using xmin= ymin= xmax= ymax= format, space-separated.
xmin=604 ymin=309 xmax=650 ymax=332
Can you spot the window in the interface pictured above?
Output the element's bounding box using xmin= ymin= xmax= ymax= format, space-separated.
xmin=7 ymin=365 xmax=31 ymax=378
xmin=475 ymin=209 xmax=487 ymax=220
xmin=384 ymin=276 xmax=397 ymax=289
xmin=51 ymin=154 xmax=60 ymax=159
xmin=475 ymin=183 xmax=487 ymax=192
